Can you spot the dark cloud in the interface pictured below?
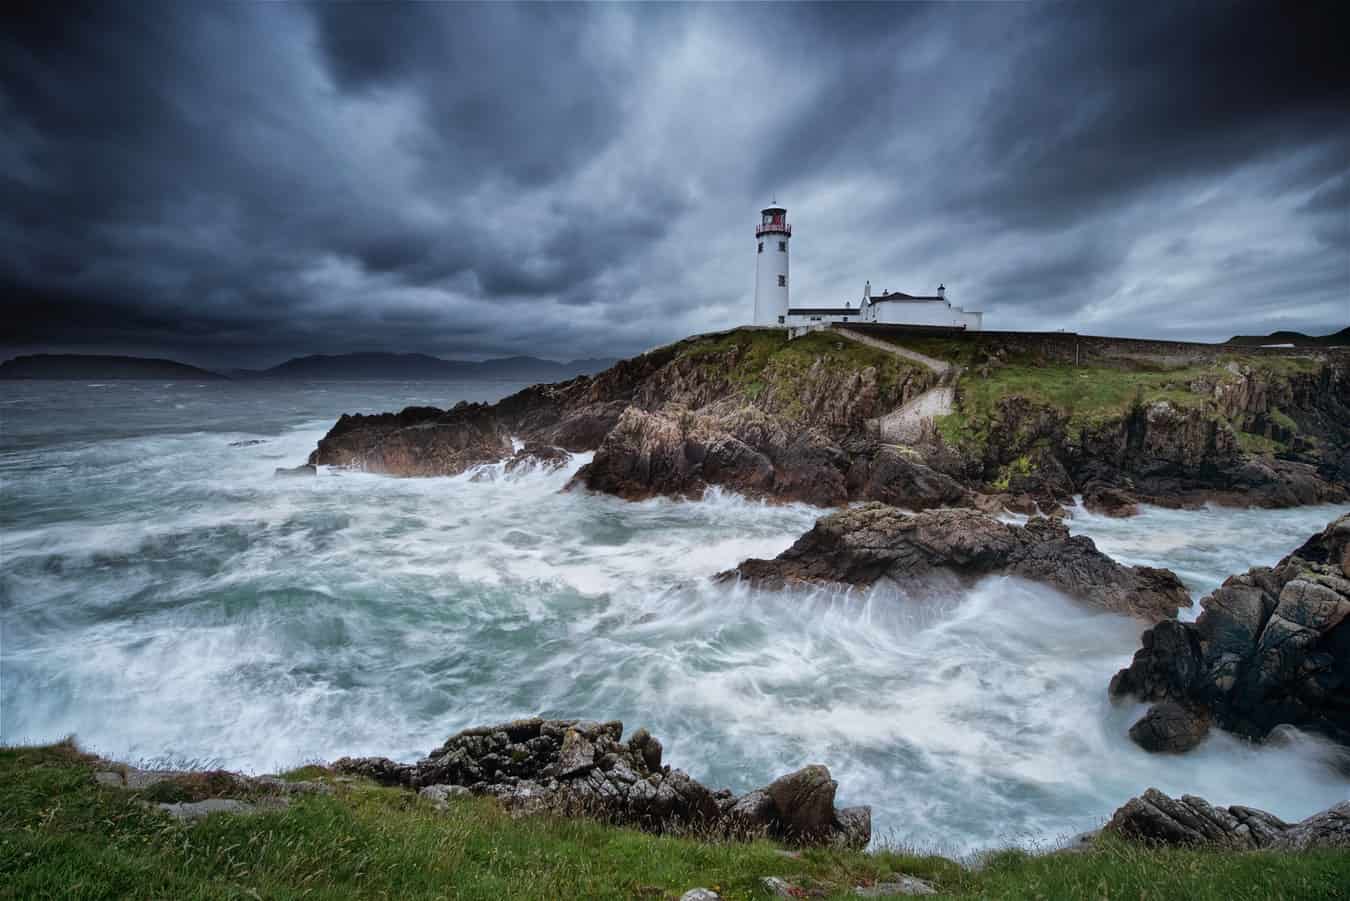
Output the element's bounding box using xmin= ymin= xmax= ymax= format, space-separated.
xmin=1 ymin=1 xmax=1345 ymax=369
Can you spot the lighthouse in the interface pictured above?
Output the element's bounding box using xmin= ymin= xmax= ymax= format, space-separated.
xmin=753 ymin=203 xmax=790 ymax=326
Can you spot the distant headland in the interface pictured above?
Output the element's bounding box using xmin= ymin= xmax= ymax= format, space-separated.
xmin=0 ymin=351 xmax=617 ymax=382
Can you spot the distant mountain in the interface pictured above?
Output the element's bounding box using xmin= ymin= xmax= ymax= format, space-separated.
xmin=244 ymin=352 xmax=617 ymax=381
xmin=0 ymin=354 xmax=224 ymax=380
xmin=1225 ymin=327 xmax=1349 ymax=347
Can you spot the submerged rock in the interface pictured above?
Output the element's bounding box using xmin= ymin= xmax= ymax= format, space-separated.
xmin=1126 ymin=700 xmax=1211 ymax=753
xmin=1110 ymin=513 xmax=1350 ymax=752
xmin=1104 ymin=788 xmax=1350 ymax=850
xmin=332 ymin=717 xmax=870 ymax=848
xmin=274 ymin=463 xmax=316 ymax=477
xmin=724 ymin=505 xmax=1191 ymax=622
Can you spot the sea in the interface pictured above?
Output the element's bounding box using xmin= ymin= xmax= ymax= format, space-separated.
xmin=3 ymin=378 xmax=1348 ymax=852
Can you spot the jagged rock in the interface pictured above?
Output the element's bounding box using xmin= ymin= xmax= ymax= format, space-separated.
xmin=332 ymin=756 xmax=415 ymax=786
xmin=1126 ymin=701 xmax=1211 ymax=752
xmin=333 ymin=718 xmax=869 ymax=848
xmin=834 ymin=806 xmax=873 ymax=850
xmin=1105 ymin=789 xmax=1257 ymax=848
xmin=1110 ymin=513 xmax=1350 ymax=751
xmin=845 ymin=446 xmax=973 ymax=511
xmin=628 ymin=727 xmax=663 ymax=772
xmin=1105 ymin=788 xmax=1350 ymax=851
xmin=725 ymin=505 xmax=1190 ymax=621
xmin=1277 ymin=801 xmax=1350 ymax=850
xmin=570 ymin=404 xmax=848 ymax=506
xmin=503 ymin=442 xmax=570 ymax=474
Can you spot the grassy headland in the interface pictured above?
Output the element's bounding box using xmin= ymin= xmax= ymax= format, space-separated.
xmin=909 ymin=336 xmax=1329 ymax=457
xmin=671 ymin=329 xmax=926 ymax=420
xmin=3 ymin=742 xmax=1347 ymax=900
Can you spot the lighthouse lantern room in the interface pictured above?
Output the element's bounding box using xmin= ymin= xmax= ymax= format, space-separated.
xmin=753 ymin=203 xmax=790 ymax=325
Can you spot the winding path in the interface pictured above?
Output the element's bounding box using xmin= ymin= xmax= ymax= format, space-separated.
xmin=831 ymin=326 xmax=961 ymax=443
xmin=832 ymin=326 xmax=953 ymax=376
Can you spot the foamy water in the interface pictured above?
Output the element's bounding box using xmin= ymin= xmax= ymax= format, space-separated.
xmin=2 ymin=380 xmax=1347 ymax=851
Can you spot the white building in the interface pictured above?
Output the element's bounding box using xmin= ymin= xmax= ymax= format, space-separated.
xmin=751 ymin=203 xmax=982 ymax=331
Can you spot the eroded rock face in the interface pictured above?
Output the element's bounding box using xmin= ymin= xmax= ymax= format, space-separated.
xmin=309 ymin=403 xmax=513 ymax=477
xmin=332 ymin=718 xmax=870 ymax=848
xmin=724 ymin=505 xmax=1190 ymax=622
xmin=1104 ymin=788 xmax=1350 ymax=850
xmin=1110 ymin=514 xmax=1350 ymax=752
xmin=301 ymin=330 xmax=1349 ymax=512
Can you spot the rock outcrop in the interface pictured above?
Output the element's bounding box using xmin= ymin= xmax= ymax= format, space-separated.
xmin=333 ymin=717 xmax=870 ymax=848
xmin=303 ymin=328 xmax=1350 ymax=513
xmin=1110 ymin=513 xmax=1350 ymax=751
xmin=1104 ymin=788 xmax=1350 ymax=850
xmin=724 ymin=505 xmax=1191 ymax=622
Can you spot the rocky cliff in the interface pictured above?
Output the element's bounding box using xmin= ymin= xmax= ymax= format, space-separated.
xmin=306 ymin=327 xmax=1350 ymax=513
xmin=1109 ymin=513 xmax=1350 ymax=753
xmin=310 ymin=329 xmax=938 ymax=506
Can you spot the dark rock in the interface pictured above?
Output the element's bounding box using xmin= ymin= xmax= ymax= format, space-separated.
xmin=336 ymin=718 xmax=868 ymax=848
xmin=1082 ymin=484 xmax=1139 ymax=517
xmin=1126 ymin=701 xmax=1211 ymax=752
xmin=1110 ymin=513 xmax=1350 ymax=753
xmin=845 ymin=446 xmax=973 ymax=511
xmin=725 ymin=505 xmax=1190 ymax=621
xmin=766 ymin=765 xmax=838 ymax=844
xmin=332 ymin=756 xmax=416 ymax=787
xmin=1105 ymin=788 xmax=1255 ymax=848
xmin=1105 ymin=788 xmax=1349 ymax=851
xmin=504 ymin=442 xmax=570 ymax=474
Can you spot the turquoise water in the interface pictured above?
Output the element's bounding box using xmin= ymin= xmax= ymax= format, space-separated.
xmin=3 ymin=379 xmax=1348 ymax=851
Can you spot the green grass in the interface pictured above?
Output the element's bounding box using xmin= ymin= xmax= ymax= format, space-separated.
xmin=673 ymin=329 xmax=924 ymax=425
xmin=919 ymin=348 xmax=1325 ymax=457
xmin=3 ymin=743 xmax=1348 ymax=900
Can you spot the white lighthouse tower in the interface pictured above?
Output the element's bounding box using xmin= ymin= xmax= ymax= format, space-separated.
xmin=753 ymin=203 xmax=790 ymax=326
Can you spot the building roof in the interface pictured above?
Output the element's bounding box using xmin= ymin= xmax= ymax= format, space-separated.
xmin=787 ymin=308 xmax=858 ymax=316
xmin=873 ymin=292 xmax=944 ymax=303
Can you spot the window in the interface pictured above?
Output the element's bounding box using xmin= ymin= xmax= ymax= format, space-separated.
xmin=777 ymin=275 xmax=786 ymax=287
xmin=757 ymin=242 xmax=763 ymax=253
xmin=778 ymin=241 xmax=786 ymax=252
xmin=777 ymin=315 xmax=785 ymax=324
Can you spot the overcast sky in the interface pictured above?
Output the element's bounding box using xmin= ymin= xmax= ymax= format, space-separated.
xmin=3 ymin=2 xmax=1346 ymax=368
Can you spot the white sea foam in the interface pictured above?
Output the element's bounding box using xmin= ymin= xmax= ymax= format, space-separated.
xmin=2 ymin=379 xmax=1348 ymax=851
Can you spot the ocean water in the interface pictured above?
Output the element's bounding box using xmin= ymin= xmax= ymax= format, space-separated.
xmin=2 ymin=379 xmax=1348 ymax=852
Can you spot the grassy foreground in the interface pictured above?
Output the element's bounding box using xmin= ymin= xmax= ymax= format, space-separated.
xmin=3 ymin=742 xmax=1348 ymax=900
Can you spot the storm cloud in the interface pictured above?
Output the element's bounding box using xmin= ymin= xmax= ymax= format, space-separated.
xmin=2 ymin=2 xmax=1346 ymax=367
